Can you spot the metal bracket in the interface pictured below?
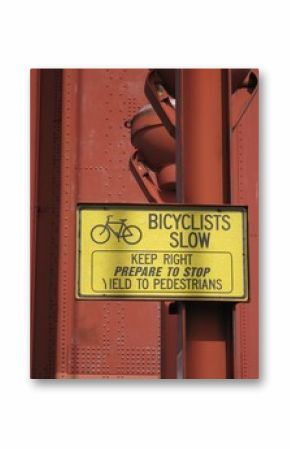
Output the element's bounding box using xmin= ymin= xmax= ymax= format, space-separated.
xmin=130 ymin=151 xmax=176 ymax=204
xmin=144 ymin=70 xmax=176 ymax=138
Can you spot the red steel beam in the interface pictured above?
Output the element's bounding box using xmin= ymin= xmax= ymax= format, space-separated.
xmin=177 ymin=69 xmax=232 ymax=378
xmin=31 ymin=70 xmax=63 ymax=378
xmin=30 ymin=69 xmax=40 ymax=376
xmin=231 ymin=69 xmax=259 ymax=378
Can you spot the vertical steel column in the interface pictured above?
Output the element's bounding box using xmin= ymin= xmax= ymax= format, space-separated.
xmin=30 ymin=69 xmax=40 ymax=377
xmin=177 ymin=69 xmax=232 ymax=378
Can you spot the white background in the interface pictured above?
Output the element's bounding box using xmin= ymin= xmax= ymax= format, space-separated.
xmin=0 ymin=1 xmax=289 ymax=448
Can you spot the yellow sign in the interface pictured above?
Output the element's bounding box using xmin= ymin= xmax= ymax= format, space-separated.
xmin=77 ymin=205 xmax=248 ymax=301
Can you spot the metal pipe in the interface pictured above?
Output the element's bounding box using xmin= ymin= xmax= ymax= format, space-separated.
xmin=177 ymin=69 xmax=232 ymax=378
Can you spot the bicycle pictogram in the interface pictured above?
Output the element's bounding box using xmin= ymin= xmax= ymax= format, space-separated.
xmin=91 ymin=215 xmax=142 ymax=245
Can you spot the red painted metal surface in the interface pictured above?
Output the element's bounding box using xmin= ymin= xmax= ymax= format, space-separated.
xmin=30 ymin=69 xmax=39 ymax=375
xmin=31 ymin=70 xmax=62 ymax=377
xmin=32 ymin=70 xmax=162 ymax=378
xmin=130 ymin=103 xmax=176 ymax=190
xmin=144 ymin=70 xmax=176 ymax=138
xmin=231 ymin=69 xmax=259 ymax=378
xmin=177 ymin=69 xmax=230 ymax=378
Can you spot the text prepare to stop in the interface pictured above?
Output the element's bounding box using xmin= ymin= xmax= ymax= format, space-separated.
xmin=114 ymin=265 xmax=211 ymax=277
